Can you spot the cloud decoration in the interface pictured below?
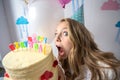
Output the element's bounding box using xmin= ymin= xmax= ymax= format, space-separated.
xmin=116 ymin=21 xmax=120 ymax=28
xmin=115 ymin=21 xmax=120 ymax=44
xmin=101 ymin=0 xmax=120 ymax=11
xmin=16 ymin=16 xmax=29 ymax=25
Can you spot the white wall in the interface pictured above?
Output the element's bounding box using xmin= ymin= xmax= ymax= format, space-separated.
xmin=4 ymin=0 xmax=64 ymax=43
xmin=3 ymin=0 xmax=19 ymax=42
xmin=0 ymin=0 xmax=11 ymax=61
xmin=84 ymin=0 xmax=120 ymax=59
xmin=0 ymin=0 xmax=21 ymax=62
xmin=64 ymin=0 xmax=120 ymax=59
xmin=0 ymin=0 xmax=11 ymax=67
xmin=28 ymin=0 xmax=64 ymax=43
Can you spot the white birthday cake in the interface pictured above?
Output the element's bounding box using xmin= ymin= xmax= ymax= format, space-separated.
xmin=2 ymin=36 xmax=59 ymax=80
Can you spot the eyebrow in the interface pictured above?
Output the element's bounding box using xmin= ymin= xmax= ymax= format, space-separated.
xmin=55 ymin=27 xmax=68 ymax=32
xmin=62 ymin=27 xmax=68 ymax=31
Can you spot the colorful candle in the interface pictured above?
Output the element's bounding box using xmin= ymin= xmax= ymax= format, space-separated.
xmin=28 ymin=41 xmax=33 ymax=48
xmin=28 ymin=37 xmax=32 ymax=42
xmin=20 ymin=42 xmax=25 ymax=48
xmin=39 ymin=44 xmax=42 ymax=52
xmin=9 ymin=43 xmax=15 ymax=51
xmin=8 ymin=35 xmax=47 ymax=53
xmin=40 ymin=36 xmax=44 ymax=42
xmin=43 ymin=37 xmax=47 ymax=43
xmin=37 ymin=36 xmax=40 ymax=42
xmin=43 ymin=44 xmax=46 ymax=54
xmin=24 ymin=41 xmax=28 ymax=47
xmin=32 ymin=34 xmax=37 ymax=43
xmin=14 ymin=42 xmax=19 ymax=49
xmin=32 ymin=36 xmax=36 ymax=43
xmin=33 ymin=43 xmax=38 ymax=51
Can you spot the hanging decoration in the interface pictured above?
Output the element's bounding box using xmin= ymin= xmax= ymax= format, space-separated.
xmin=21 ymin=0 xmax=64 ymax=43
xmin=58 ymin=0 xmax=71 ymax=8
xmin=23 ymin=0 xmax=38 ymax=6
xmin=71 ymin=0 xmax=84 ymax=24
xmin=115 ymin=21 xmax=120 ymax=44
xmin=24 ymin=0 xmax=29 ymax=5
xmin=23 ymin=0 xmax=30 ymax=17
xmin=16 ymin=0 xmax=31 ymax=41
xmin=101 ymin=0 xmax=120 ymax=11
xmin=100 ymin=0 xmax=120 ymax=45
xmin=16 ymin=16 xmax=29 ymax=41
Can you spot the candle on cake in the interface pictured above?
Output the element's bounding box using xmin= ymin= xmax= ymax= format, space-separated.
xmin=9 ymin=35 xmax=47 ymax=55
xmin=3 ymin=34 xmax=59 ymax=80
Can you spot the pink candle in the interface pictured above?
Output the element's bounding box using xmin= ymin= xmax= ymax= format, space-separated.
xmin=39 ymin=44 xmax=42 ymax=53
xmin=28 ymin=41 xmax=33 ymax=48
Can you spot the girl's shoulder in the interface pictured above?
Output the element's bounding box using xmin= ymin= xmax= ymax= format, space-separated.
xmin=98 ymin=61 xmax=118 ymax=80
xmin=75 ymin=65 xmax=91 ymax=80
xmin=75 ymin=61 xmax=118 ymax=80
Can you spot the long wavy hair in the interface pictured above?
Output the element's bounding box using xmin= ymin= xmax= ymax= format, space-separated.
xmin=59 ymin=18 xmax=120 ymax=80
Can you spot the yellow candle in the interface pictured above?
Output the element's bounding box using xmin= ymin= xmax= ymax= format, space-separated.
xmin=43 ymin=44 xmax=46 ymax=54
xmin=14 ymin=42 xmax=19 ymax=49
xmin=40 ymin=36 xmax=44 ymax=42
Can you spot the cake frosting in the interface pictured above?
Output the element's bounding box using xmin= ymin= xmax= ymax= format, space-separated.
xmin=2 ymin=37 xmax=59 ymax=80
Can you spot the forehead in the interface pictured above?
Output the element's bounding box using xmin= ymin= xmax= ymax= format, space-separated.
xmin=56 ymin=22 xmax=69 ymax=31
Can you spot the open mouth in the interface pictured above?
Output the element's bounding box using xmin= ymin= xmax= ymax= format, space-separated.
xmin=56 ymin=46 xmax=64 ymax=56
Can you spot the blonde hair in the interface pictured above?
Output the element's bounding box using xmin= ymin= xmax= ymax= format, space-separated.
xmin=59 ymin=18 xmax=120 ymax=80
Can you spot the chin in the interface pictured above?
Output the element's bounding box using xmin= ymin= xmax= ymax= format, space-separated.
xmin=58 ymin=54 xmax=67 ymax=60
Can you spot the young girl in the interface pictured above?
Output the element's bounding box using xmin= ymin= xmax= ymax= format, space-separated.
xmin=55 ymin=18 xmax=120 ymax=80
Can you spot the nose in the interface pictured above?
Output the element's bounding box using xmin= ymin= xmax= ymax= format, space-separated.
xmin=55 ymin=34 xmax=61 ymax=42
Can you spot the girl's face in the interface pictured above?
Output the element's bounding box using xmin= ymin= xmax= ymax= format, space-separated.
xmin=54 ymin=22 xmax=73 ymax=59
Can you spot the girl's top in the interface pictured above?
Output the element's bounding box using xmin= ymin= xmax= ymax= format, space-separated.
xmin=75 ymin=61 xmax=116 ymax=80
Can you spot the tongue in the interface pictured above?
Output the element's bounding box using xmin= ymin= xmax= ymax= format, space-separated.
xmin=59 ymin=48 xmax=64 ymax=56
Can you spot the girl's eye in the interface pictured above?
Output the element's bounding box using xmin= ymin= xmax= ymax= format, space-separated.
xmin=63 ymin=31 xmax=68 ymax=36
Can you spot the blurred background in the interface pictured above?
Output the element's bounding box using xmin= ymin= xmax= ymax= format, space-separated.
xmin=0 ymin=0 xmax=120 ymax=69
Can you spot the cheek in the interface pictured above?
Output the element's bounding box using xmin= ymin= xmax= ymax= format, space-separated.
xmin=64 ymin=40 xmax=72 ymax=52
xmin=67 ymin=43 xmax=72 ymax=52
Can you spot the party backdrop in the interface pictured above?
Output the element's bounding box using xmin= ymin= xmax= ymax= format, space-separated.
xmin=64 ymin=0 xmax=120 ymax=59
xmin=0 ymin=0 xmax=64 ymax=62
